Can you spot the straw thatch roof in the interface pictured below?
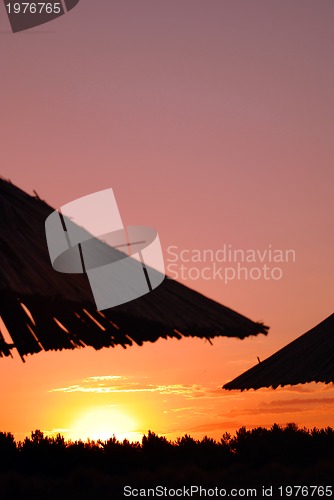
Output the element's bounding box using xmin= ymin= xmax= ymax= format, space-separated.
xmin=0 ymin=178 xmax=268 ymax=361
xmin=223 ymin=314 xmax=334 ymax=390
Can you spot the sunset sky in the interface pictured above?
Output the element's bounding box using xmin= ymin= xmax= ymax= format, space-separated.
xmin=0 ymin=0 xmax=333 ymax=442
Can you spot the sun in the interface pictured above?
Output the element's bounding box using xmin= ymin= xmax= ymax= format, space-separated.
xmin=68 ymin=407 xmax=141 ymax=442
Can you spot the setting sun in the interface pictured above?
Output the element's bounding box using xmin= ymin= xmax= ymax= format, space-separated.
xmin=68 ymin=407 xmax=140 ymax=442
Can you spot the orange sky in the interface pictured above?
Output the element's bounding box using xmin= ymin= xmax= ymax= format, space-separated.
xmin=0 ymin=0 xmax=333 ymax=442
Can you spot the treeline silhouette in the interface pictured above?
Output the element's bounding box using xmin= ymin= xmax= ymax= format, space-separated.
xmin=0 ymin=424 xmax=333 ymax=499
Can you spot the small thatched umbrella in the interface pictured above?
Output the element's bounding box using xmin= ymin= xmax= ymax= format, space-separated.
xmin=223 ymin=314 xmax=334 ymax=390
xmin=0 ymin=178 xmax=268 ymax=361
xmin=5 ymin=0 xmax=80 ymax=33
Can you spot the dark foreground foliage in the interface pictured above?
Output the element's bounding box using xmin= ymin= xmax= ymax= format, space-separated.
xmin=0 ymin=424 xmax=333 ymax=499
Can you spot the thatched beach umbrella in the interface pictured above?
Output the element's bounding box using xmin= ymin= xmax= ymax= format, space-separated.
xmin=223 ymin=314 xmax=334 ymax=390
xmin=0 ymin=178 xmax=268 ymax=361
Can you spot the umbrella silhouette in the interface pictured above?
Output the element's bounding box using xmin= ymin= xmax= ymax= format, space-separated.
xmin=223 ymin=314 xmax=334 ymax=390
xmin=0 ymin=178 xmax=268 ymax=361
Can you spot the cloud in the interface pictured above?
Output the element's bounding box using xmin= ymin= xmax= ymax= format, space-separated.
xmin=225 ymin=397 xmax=334 ymax=418
xmin=169 ymin=406 xmax=197 ymax=413
xmin=51 ymin=376 xmax=209 ymax=397
xmin=268 ymin=397 xmax=334 ymax=407
xmin=277 ymin=383 xmax=334 ymax=394
xmin=86 ymin=376 xmax=126 ymax=382
xmin=188 ymin=421 xmax=252 ymax=434
xmin=42 ymin=428 xmax=70 ymax=437
xmin=50 ymin=376 xmax=334 ymax=434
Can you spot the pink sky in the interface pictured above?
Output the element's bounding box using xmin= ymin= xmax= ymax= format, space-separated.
xmin=0 ymin=0 xmax=333 ymax=441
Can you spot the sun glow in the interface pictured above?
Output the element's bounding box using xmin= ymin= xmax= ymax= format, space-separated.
xmin=68 ymin=407 xmax=141 ymax=442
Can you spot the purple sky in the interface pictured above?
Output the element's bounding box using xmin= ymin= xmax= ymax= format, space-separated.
xmin=0 ymin=0 xmax=333 ymax=440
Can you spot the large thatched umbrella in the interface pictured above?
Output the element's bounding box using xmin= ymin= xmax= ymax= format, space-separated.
xmin=223 ymin=314 xmax=334 ymax=390
xmin=0 ymin=178 xmax=268 ymax=361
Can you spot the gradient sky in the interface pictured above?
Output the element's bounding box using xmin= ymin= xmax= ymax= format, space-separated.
xmin=0 ymin=0 xmax=333 ymax=442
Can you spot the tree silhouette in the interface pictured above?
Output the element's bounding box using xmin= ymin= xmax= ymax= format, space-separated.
xmin=0 ymin=424 xmax=333 ymax=499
